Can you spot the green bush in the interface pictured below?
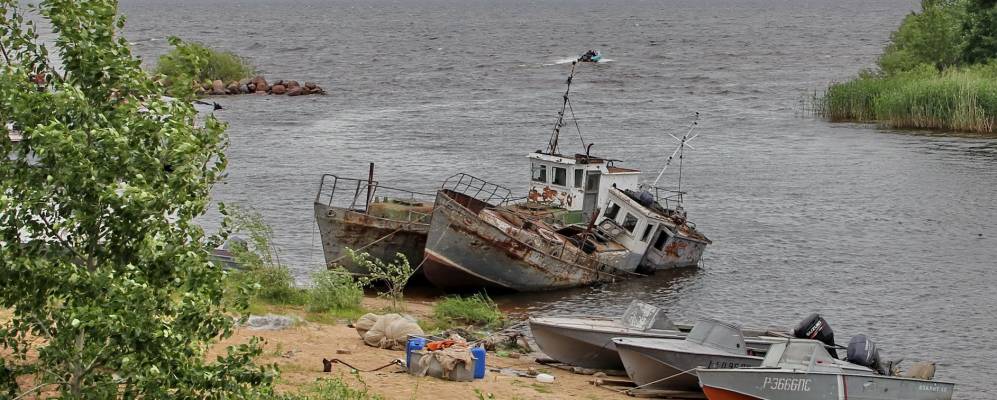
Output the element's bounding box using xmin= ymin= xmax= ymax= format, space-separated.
xmin=225 ymin=206 xmax=304 ymax=304
xmin=349 ymin=249 xmax=413 ymax=312
xmin=433 ymin=293 xmax=504 ymax=328
xmin=306 ymin=268 xmax=364 ymax=313
xmin=155 ymin=40 xmax=254 ymax=84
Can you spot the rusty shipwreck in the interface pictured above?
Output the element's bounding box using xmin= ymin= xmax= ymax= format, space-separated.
xmin=314 ymin=170 xmax=434 ymax=276
xmin=420 ymin=62 xmax=710 ymax=291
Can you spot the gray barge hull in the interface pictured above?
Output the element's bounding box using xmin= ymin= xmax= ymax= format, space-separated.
xmin=422 ymin=189 xmax=621 ymax=292
xmin=314 ymin=202 xmax=428 ymax=275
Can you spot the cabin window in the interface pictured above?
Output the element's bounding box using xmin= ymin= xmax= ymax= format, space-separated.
xmin=532 ymin=163 xmax=547 ymax=182
xmin=552 ymin=167 xmax=567 ymax=186
xmin=574 ymin=169 xmax=583 ymax=188
xmin=604 ymin=202 xmax=621 ymax=220
xmin=640 ymin=224 xmax=654 ymax=242
xmin=622 ymin=213 xmax=638 ymax=233
xmin=653 ymin=230 xmax=670 ymax=250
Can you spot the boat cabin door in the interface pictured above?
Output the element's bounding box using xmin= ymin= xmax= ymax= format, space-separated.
xmin=582 ymin=171 xmax=601 ymax=222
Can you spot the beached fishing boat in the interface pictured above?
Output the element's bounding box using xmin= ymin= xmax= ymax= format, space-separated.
xmin=421 ymin=64 xmax=711 ymax=291
xmin=697 ymin=339 xmax=955 ymax=400
xmin=314 ymin=171 xmax=434 ymax=276
xmin=614 ymin=319 xmax=785 ymax=391
xmin=422 ymin=173 xmax=639 ymax=291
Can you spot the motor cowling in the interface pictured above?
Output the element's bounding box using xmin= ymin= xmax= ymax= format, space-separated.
xmin=846 ymin=334 xmax=882 ymax=373
xmin=793 ymin=313 xmax=838 ymax=358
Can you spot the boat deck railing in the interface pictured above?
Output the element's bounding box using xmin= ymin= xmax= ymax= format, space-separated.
xmin=647 ymin=185 xmax=685 ymax=211
xmin=441 ymin=173 xmax=513 ymax=206
xmin=315 ymin=174 xmax=435 ymax=218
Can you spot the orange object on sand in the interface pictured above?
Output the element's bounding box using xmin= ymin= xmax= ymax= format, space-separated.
xmin=426 ymin=339 xmax=457 ymax=351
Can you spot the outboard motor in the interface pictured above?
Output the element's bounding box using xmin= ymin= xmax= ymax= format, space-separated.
xmin=793 ymin=313 xmax=838 ymax=358
xmin=846 ymin=334 xmax=882 ymax=373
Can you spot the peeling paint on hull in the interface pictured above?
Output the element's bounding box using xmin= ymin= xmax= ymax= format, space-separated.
xmin=314 ymin=202 xmax=429 ymax=277
xmin=422 ymin=190 xmax=623 ymax=292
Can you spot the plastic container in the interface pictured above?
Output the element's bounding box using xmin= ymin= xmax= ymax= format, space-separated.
xmin=536 ymin=373 xmax=555 ymax=383
xmin=471 ymin=346 xmax=486 ymax=379
xmin=406 ymin=337 xmax=426 ymax=368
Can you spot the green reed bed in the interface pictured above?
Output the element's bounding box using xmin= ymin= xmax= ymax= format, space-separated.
xmin=816 ymin=66 xmax=997 ymax=134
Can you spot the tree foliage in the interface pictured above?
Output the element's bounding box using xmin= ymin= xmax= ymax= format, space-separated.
xmin=0 ymin=0 xmax=276 ymax=398
xmin=347 ymin=250 xmax=412 ymax=312
xmin=962 ymin=0 xmax=997 ymax=63
xmin=877 ymin=0 xmax=997 ymax=74
xmin=878 ymin=0 xmax=967 ymax=74
xmin=155 ymin=41 xmax=255 ymax=88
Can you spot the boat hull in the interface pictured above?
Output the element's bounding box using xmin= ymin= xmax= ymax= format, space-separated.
xmin=615 ymin=338 xmax=763 ymax=391
xmin=423 ymin=190 xmax=619 ymax=292
xmin=698 ymin=369 xmax=955 ymax=400
xmin=640 ymin=232 xmax=709 ymax=270
xmin=314 ymin=202 xmax=429 ymax=276
xmin=528 ymin=317 xmax=686 ymax=370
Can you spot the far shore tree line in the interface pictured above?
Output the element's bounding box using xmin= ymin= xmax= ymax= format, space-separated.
xmin=816 ymin=0 xmax=997 ymax=133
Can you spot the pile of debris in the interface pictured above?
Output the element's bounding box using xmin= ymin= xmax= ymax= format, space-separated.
xmin=198 ymin=76 xmax=325 ymax=96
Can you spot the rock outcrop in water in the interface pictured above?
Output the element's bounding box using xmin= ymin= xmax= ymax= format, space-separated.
xmin=196 ymin=75 xmax=326 ymax=96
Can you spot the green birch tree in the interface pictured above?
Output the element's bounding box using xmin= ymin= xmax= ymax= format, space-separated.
xmin=0 ymin=0 xmax=276 ymax=398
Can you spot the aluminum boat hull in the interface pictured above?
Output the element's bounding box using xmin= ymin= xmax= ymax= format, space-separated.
xmin=698 ymin=368 xmax=955 ymax=400
xmin=528 ymin=316 xmax=687 ymax=370
xmin=615 ymin=337 xmax=767 ymax=391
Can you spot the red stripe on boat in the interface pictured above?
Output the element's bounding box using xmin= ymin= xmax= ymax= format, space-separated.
xmin=702 ymin=386 xmax=764 ymax=400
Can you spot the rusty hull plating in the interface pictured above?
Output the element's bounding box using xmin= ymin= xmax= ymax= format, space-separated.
xmin=422 ymin=184 xmax=626 ymax=292
xmin=314 ymin=174 xmax=433 ymax=276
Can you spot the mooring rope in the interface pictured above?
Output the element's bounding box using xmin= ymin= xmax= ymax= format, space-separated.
xmin=621 ymin=366 xmax=699 ymax=393
xmin=321 ymin=212 xmax=431 ymax=267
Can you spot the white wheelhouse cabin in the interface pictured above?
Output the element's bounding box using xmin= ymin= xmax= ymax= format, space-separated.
xmin=526 ymin=151 xmax=640 ymax=224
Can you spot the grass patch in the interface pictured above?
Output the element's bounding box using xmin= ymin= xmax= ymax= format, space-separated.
xmin=305 ymin=268 xmax=363 ymax=314
xmin=431 ymin=293 xmax=504 ymax=329
xmin=814 ymin=64 xmax=997 ymax=133
xmin=222 ymin=206 xmax=365 ymax=321
xmin=274 ymin=374 xmax=383 ymax=400
xmin=529 ymin=383 xmax=553 ymax=394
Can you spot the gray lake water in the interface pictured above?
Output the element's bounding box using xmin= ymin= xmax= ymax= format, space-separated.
xmin=120 ymin=0 xmax=997 ymax=396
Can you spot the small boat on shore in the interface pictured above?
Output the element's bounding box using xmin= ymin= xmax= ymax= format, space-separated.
xmin=614 ymin=319 xmax=785 ymax=391
xmin=697 ymin=339 xmax=955 ymax=400
xmin=314 ymin=171 xmax=434 ymax=277
xmin=529 ymin=301 xmax=690 ymax=370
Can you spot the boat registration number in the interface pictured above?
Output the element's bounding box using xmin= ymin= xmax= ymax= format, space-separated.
xmin=762 ymin=377 xmax=812 ymax=392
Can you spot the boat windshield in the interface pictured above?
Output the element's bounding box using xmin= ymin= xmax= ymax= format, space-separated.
xmin=762 ymin=340 xmax=837 ymax=371
xmin=686 ymin=319 xmax=746 ymax=355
